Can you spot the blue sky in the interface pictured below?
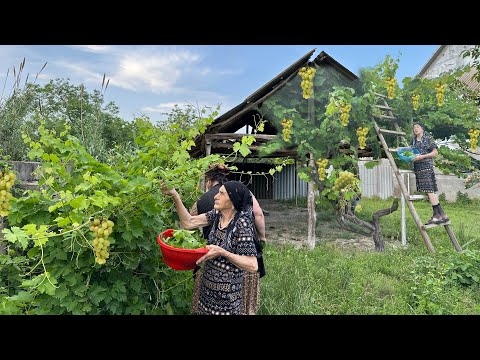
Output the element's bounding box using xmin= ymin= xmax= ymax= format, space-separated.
xmin=0 ymin=45 xmax=439 ymax=123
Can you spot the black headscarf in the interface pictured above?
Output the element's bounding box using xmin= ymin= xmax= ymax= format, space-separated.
xmin=223 ymin=180 xmax=252 ymax=212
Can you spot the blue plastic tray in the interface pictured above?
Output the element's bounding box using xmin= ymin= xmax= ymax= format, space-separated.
xmin=397 ymin=147 xmax=420 ymax=162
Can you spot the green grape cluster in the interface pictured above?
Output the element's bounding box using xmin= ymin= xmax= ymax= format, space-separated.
xmin=468 ymin=129 xmax=480 ymax=151
xmin=280 ymin=118 xmax=293 ymax=142
xmin=89 ymin=218 xmax=114 ymax=265
xmin=356 ymin=127 xmax=369 ymax=149
xmin=298 ymin=66 xmax=316 ymax=99
xmin=0 ymin=170 xmax=16 ymax=217
xmin=316 ymin=158 xmax=328 ymax=181
xmin=435 ymin=82 xmax=446 ymax=106
xmin=339 ymin=102 xmax=352 ymax=127
xmin=412 ymin=93 xmax=420 ymax=111
xmin=332 ymin=171 xmax=357 ymax=192
xmin=385 ymin=77 xmax=397 ymax=99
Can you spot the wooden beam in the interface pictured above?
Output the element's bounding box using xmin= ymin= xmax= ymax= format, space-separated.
xmin=204 ymin=133 xmax=277 ymax=142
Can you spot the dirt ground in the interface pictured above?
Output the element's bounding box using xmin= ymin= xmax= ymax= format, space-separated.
xmin=260 ymin=199 xmax=403 ymax=251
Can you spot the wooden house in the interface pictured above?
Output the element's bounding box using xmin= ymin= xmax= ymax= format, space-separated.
xmin=189 ymin=49 xmax=359 ymax=200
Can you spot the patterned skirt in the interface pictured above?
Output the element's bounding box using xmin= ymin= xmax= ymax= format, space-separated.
xmin=191 ymin=266 xmax=260 ymax=315
xmin=413 ymin=162 xmax=437 ymax=193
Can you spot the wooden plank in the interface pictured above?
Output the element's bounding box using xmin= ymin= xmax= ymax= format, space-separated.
xmin=408 ymin=195 xmax=427 ymax=201
xmin=375 ymin=104 xmax=394 ymax=110
xmin=398 ymin=169 xmax=415 ymax=174
xmin=379 ymin=128 xmax=406 ymax=136
xmin=424 ymin=221 xmax=451 ymax=229
xmin=204 ymin=133 xmax=277 ymax=142
xmin=373 ymin=114 xmax=397 ymax=120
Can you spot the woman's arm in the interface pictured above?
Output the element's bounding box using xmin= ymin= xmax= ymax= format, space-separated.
xmin=196 ymin=244 xmax=258 ymax=273
xmin=413 ymin=147 xmax=438 ymax=161
xmin=161 ymin=181 xmax=208 ymax=229
xmin=251 ymin=192 xmax=266 ymax=241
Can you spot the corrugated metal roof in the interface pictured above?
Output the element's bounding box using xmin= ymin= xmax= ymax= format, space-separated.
xmin=458 ymin=67 xmax=480 ymax=92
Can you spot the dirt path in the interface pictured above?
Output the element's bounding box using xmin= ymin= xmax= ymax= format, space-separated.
xmin=260 ymin=199 xmax=402 ymax=251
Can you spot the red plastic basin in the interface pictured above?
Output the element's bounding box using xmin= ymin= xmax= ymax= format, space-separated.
xmin=157 ymin=229 xmax=209 ymax=270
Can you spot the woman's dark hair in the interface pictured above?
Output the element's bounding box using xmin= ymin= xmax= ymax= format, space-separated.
xmin=205 ymin=163 xmax=230 ymax=184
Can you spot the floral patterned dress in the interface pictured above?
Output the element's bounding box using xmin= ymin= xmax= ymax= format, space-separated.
xmin=191 ymin=208 xmax=259 ymax=315
xmin=411 ymin=132 xmax=438 ymax=193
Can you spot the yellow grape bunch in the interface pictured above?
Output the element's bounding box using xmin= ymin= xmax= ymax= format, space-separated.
xmin=412 ymin=94 xmax=420 ymax=111
xmin=89 ymin=218 xmax=114 ymax=265
xmin=339 ymin=102 xmax=352 ymax=127
xmin=385 ymin=77 xmax=397 ymax=99
xmin=468 ymin=128 xmax=480 ymax=152
xmin=298 ymin=66 xmax=316 ymax=99
xmin=316 ymin=158 xmax=328 ymax=181
xmin=280 ymin=118 xmax=293 ymax=142
xmin=435 ymin=82 xmax=447 ymax=106
xmin=332 ymin=170 xmax=357 ymax=192
xmin=356 ymin=127 xmax=369 ymax=149
xmin=0 ymin=169 xmax=16 ymax=217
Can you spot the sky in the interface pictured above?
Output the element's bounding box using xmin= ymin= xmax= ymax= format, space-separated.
xmin=0 ymin=45 xmax=440 ymax=123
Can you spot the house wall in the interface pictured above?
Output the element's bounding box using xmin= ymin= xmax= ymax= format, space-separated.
xmin=420 ymin=45 xmax=475 ymax=79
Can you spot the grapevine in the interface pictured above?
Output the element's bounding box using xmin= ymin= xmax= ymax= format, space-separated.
xmin=332 ymin=171 xmax=358 ymax=192
xmin=356 ymin=127 xmax=369 ymax=149
xmin=0 ymin=169 xmax=16 ymax=217
xmin=412 ymin=93 xmax=420 ymax=111
xmin=316 ymin=158 xmax=328 ymax=181
xmin=468 ymin=128 xmax=480 ymax=152
xmin=280 ymin=118 xmax=293 ymax=142
xmin=339 ymin=102 xmax=352 ymax=127
xmin=298 ymin=66 xmax=316 ymax=99
xmin=89 ymin=217 xmax=114 ymax=265
xmin=385 ymin=77 xmax=397 ymax=99
xmin=435 ymin=82 xmax=446 ymax=106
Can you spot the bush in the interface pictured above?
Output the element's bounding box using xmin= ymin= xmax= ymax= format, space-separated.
xmin=456 ymin=191 xmax=471 ymax=205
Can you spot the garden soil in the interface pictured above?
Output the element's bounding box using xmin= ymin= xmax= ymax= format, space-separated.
xmin=260 ymin=199 xmax=403 ymax=251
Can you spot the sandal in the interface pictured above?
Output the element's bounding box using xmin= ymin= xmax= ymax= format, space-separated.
xmin=425 ymin=216 xmax=444 ymax=225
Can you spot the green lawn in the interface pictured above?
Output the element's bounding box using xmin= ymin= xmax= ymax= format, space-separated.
xmin=258 ymin=197 xmax=480 ymax=315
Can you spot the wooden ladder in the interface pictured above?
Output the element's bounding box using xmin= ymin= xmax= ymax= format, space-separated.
xmin=372 ymin=93 xmax=462 ymax=253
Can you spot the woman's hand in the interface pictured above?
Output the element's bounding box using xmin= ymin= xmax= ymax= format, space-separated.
xmin=160 ymin=180 xmax=177 ymax=197
xmin=196 ymin=244 xmax=225 ymax=264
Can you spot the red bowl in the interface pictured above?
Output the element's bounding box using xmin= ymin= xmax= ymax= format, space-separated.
xmin=157 ymin=229 xmax=209 ymax=270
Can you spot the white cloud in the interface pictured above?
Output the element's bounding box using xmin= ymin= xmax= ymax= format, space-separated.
xmin=54 ymin=60 xmax=104 ymax=86
xmin=142 ymin=102 xmax=191 ymax=113
xmin=70 ymin=45 xmax=113 ymax=53
xmin=111 ymin=49 xmax=201 ymax=93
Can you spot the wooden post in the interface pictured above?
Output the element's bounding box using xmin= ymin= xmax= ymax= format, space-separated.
xmin=202 ymin=139 xmax=212 ymax=192
xmin=307 ymin=153 xmax=316 ymax=249
xmin=401 ymin=172 xmax=406 ymax=246
xmin=306 ymin=93 xmax=316 ymax=249
xmin=0 ymin=217 xmax=5 ymax=254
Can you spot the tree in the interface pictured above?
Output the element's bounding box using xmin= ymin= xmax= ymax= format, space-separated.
xmin=256 ymin=54 xmax=480 ymax=251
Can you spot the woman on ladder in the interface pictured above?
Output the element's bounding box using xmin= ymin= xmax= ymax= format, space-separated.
xmin=409 ymin=122 xmax=449 ymax=225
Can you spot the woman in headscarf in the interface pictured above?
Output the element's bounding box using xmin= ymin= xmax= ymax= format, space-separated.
xmin=161 ymin=180 xmax=263 ymax=315
xmin=410 ymin=122 xmax=449 ymax=225
xmin=190 ymin=163 xmax=266 ymax=242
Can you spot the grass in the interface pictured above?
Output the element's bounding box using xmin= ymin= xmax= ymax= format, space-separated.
xmin=258 ymin=197 xmax=480 ymax=314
